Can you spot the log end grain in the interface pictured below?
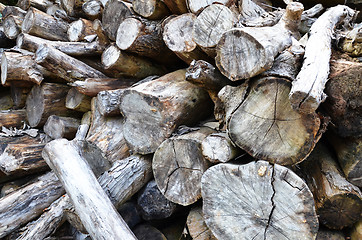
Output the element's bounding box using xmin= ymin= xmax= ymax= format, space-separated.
xmin=116 ymin=17 xmax=142 ymax=50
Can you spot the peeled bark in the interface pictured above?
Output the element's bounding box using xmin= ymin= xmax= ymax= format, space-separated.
xmin=44 ymin=115 xmax=81 ymax=139
xmin=3 ymin=15 xmax=23 ymax=40
xmin=60 ymin=0 xmax=88 ymax=17
xmin=201 ymin=161 xmax=319 ymax=240
xmin=65 ymin=87 xmax=92 ymax=112
xmin=119 ymin=69 xmax=213 ymax=154
xmin=132 ymin=0 xmax=170 ymax=20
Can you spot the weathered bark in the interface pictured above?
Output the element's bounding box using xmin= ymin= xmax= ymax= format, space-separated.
xmin=339 ymin=23 xmax=362 ymax=57
xmin=119 ymin=69 xmax=213 ymax=154
xmin=201 ymin=161 xmax=319 ymax=240
xmin=1 ymin=51 xmax=43 ymax=86
xmin=132 ymin=0 xmax=170 ymax=20
xmin=133 ymin=224 xmax=167 ymax=240
xmin=116 ymin=17 xmax=178 ymax=65
xmin=162 ymin=0 xmax=188 ymax=14
xmin=17 ymin=0 xmax=53 ymax=11
xmin=153 ymin=126 xmax=215 ymax=206
xmin=70 ymin=77 xmax=138 ymax=97
xmin=289 ymin=5 xmax=357 ymax=113
xmin=96 ymin=89 xmax=123 ymax=116
xmin=10 ymin=84 xmax=32 ymax=109
xmin=216 ymin=2 xmax=304 ymax=80
xmin=187 ymin=0 xmax=235 ymax=14
xmin=101 ymin=44 xmax=166 ymax=79
xmin=0 ymin=143 xmax=48 ymax=176
xmin=186 ymin=206 xmax=216 ymax=240
xmin=0 ymin=171 xmax=64 ymax=238
xmin=201 ymin=132 xmax=241 ymax=163
xmin=65 ymin=87 xmax=92 ymax=112
xmin=137 ymin=179 xmax=178 ymax=220
xmin=22 ymin=7 xmax=69 ymax=41
xmin=25 ymin=83 xmax=76 ymax=128
xmin=35 ymin=45 xmax=107 ymax=83
xmin=300 ymin=142 xmax=362 ymax=229
xmin=102 ymin=0 xmax=133 ymax=41
xmin=68 ymin=18 xmax=97 ymax=42
xmin=163 ymin=14 xmax=211 ymax=64
xmin=44 ymin=115 xmax=81 ymax=139
xmin=0 ymin=109 xmax=27 ymax=128
xmin=324 ymin=53 xmax=362 ymax=138
xmin=42 ymin=139 xmax=137 ymax=240
xmin=17 ymin=33 xmax=105 ymax=56
xmin=86 ymin=97 xmax=130 ymax=162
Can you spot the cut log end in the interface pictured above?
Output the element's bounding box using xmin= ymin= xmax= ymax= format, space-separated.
xmin=116 ymin=18 xmax=142 ymax=50
xmin=68 ymin=20 xmax=83 ymax=42
xmin=21 ymin=8 xmax=34 ymax=34
xmin=34 ymin=44 xmax=49 ymax=63
xmin=25 ymin=85 xmax=44 ymax=128
xmin=289 ymin=90 xmax=324 ymax=114
xmin=101 ymin=44 xmax=121 ymax=69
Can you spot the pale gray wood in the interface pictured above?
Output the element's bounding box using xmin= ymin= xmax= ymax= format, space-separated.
xmin=187 ymin=0 xmax=235 ymax=14
xmin=289 ymin=5 xmax=357 ymax=113
xmin=132 ymin=0 xmax=170 ymax=20
xmin=82 ymin=0 xmax=103 ymax=20
xmin=0 ymin=171 xmax=64 ymax=238
xmin=42 ymin=139 xmax=137 ymax=240
xmin=96 ymin=89 xmax=123 ymax=116
xmin=339 ymin=23 xmax=362 ymax=57
xmin=44 ymin=115 xmax=81 ymax=140
xmin=201 ymin=160 xmax=319 ymax=240
xmin=66 ymin=87 xmax=92 ymax=113
xmin=187 ymin=206 xmax=217 ymax=240
xmin=238 ymin=0 xmax=266 ymax=21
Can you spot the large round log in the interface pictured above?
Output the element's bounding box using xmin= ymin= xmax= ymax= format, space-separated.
xmin=201 ymin=160 xmax=319 ymax=240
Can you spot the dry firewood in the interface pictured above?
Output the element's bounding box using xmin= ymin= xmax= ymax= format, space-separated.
xmin=163 ymin=13 xmax=211 ymax=64
xmin=0 ymin=91 xmax=13 ymax=110
xmin=116 ymin=16 xmax=179 ymax=65
xmin=2 ymin=7 xmax=26 ymax=40
xmin=35 ymin=45 xmax=107 ymax=83
xmin=289 ymin=5 xmax=357 ymax=114
xmin=0 ymin=171 xmax=64 ymax=238
xmin=60 ymin=0 xmax=88 ymax=17
xmin=351 ymin=220 xmax=362 ymax=240
xmin=42 ymin=139 xmax=137 ymax=240
xmin=339 ymin=23 xmax=362 ymax=57
xmin=193 ymin=4 xmax=236 ymax=52
xmin=69 ymin=77 xmax=138 ymax=97
xmin=216 ymin=2 xmax=304 ymax=81
xmin=300 ymin=142 xmax=362 ymax=229
xmin=22 ymin=7 xmax=69 ymax=41
xmin=10 ymin=83 xmax=32 ymax=109
xmin=132 ymin=0 xmax=170 ymax=20
xmin=68 ymin=18 xmax=97 ymax=42
xmin=0 ymin=134 xmax=44 ymax=153
xmin=65 ymin=88 xmax=92 ymax=112
xmin=327 ymin=135 xmax=361 ymax=187
xmin=82 ymin=0 xmax=103 ymax=20
xmin=119 ymin=69 xmax=213 ymax=154
xmin=153 ymin=126 xmax=216 ymax=206
xmin=201 ymin=160 xmax=319 ymax=240
xmin=162 ymin=0 xmax=188 ymax=14
xmin=133 ymin=224 xmax=167 ymax=240
xmin=0 ymin=143 xmax=48 ymax=176
xmin=101 ymin=44 xmax=166 ymax=79
xmin=186 ymin=206 xmax=216 ymax=240
xmin=44 ymin=115 xmax=81 ymax=139
xmin=96 ymin=89 xmax=123 ymax=116
xmin=25 ymin=83 xmax=78 ymax=128
xmin=16 ymin=0 xmax=53 ymax=11
xmin=17 ymin=33 xmax=105 ymax=57
xmin=86 ymin=97 xmax=130 ymax=162
xmin=316 ymin=228 xmax=345 ymax=240
xmin=324 ymin=53 xmax=362 ymax=138
xmin=137 ymin=179 xmax=178 ymax=220
xmin=187 ymin=0 xmax=235 ymax=14
xmin=102 ymin=0 xmax=133 ymax=41
xmin=201 ymin=132 xmax=241 ymax=163
xmin=238 ymin=0 xmax=267 ymax=21
xmin=1 ymin=51 xmax=43 ymax=86
xmin=0 ymin=109 xmax=27 ymax=128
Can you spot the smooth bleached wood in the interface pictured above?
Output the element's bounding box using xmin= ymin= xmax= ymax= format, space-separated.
xmin=96 ymin=89 xmax=123 ymax=116
xmin=10 ymin=84 xmax=32 ymax=109
xmin=42 ymin=139 xmax=137 ymax=240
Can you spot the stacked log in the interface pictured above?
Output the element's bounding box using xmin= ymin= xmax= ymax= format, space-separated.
xmin=0 ymin=0 xmax=360 ymax=239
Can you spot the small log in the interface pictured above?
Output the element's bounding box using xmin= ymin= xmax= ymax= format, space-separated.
xmin=186 ymin=206 xmax=216 ymax=240
xmin=289 ymin=5 xmax=357 ymax=113
xmin=351 ymin=220 xmax=362 ymax=240
xmin=216 ymin=2 xmax=304 ymax=80
xmin=162 ymin=0 xmax=188 ymax=14
xmin=201 ymin=132 xmax=241 ymax=163
xmin=187 ymin=0 xmax=235 ymax=14
xmin=132 ymin=0 xmax=170 ymax=20
xmin=0 ymin=91 xmax=13 ymax=110
xmin=70 ymin=77 xmax=138 ymax=97
xmin=3 ymin=15 xmax=23 ymax=40
xmin=44 ymin=115 xmax=81 ymax=139
xmin=10 ymin=84 xmax=32 ymax=109
xmin=324 ymin=53 xmax=362 ymax=138
xmin=163 ymin=14 xmax=210 ymax=64
xmin=133 ymin=224 xmax=167 ymax=240
xmin=2 ymin=6 xmax=27 ymax=19
xmin=0 ymin=171 xmax=64 ymax=238
xmin=119 ymin=69 xmax=213 ymax=154
xmin=0 ymin=143 xmax=48 ymax=176
xmin=96 ymin=89 xmax=123 ymax=116
xmin=25 ymin=83 xmax=76 ymax=128
xmin=17 ymin=33 xmax=105 ymax=56
xmin=86 ymin=97 xmax=130 ymax=162
xmin=137 ymin=179 xmax=178 ymax=220
xmin=82 ymin=0 xmax=103 ymax=20
xmin=68 ymin=18 xmax=97 ymax=42
xmin=238 ymin=0 xmax=266 ymax=21
xmin=339 ymin=23 xmax=362 ymax=57
xmin=0 ymin=109 xmax=27 ymax=128
xmin=65 ymin=87 xmax=92 ymax=112
xmin=153 ymin=126 xmax=216 ymax=206
xmin=0 ymin=26 xmax=15 ymax=49
xmin=42 ymin=139 xmax=137 ymax=240
xmin=60 ymin=0 xmax=87 ymax=17
xmin=300 ymin=142 xmax=362 ymax=229
xmin=201 ymin=161 xmax=319 ymax=240
xmin=101 ymin=44 xmax=166 ymax=79
xmin=22 ymin=7 xmax=69 ymax=41
xmin=316 ymin=228 xmax=345 ymax=240
xmin=102 ymin=0 xmax=133 ymax=41
xmin=35 ymin=44 xmax=107 ymax=83
xmin=17 ymin=0 xmax=53 ymax=11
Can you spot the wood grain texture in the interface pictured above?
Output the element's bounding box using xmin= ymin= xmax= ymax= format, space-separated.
xmin=186 ymin=206 xmax=217 ymax=240
xmin=132 ymin=0 xmax=170 ymax=20
xmin=65 ymin=87 xmax=92 ymax=113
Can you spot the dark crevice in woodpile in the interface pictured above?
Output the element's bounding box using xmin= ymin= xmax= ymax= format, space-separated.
xmin=0 ymin=0 xmax=361 ymax=239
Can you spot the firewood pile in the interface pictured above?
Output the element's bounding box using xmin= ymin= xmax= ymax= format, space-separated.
xmin=0 ymin=0 xmax=361 ymax=239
